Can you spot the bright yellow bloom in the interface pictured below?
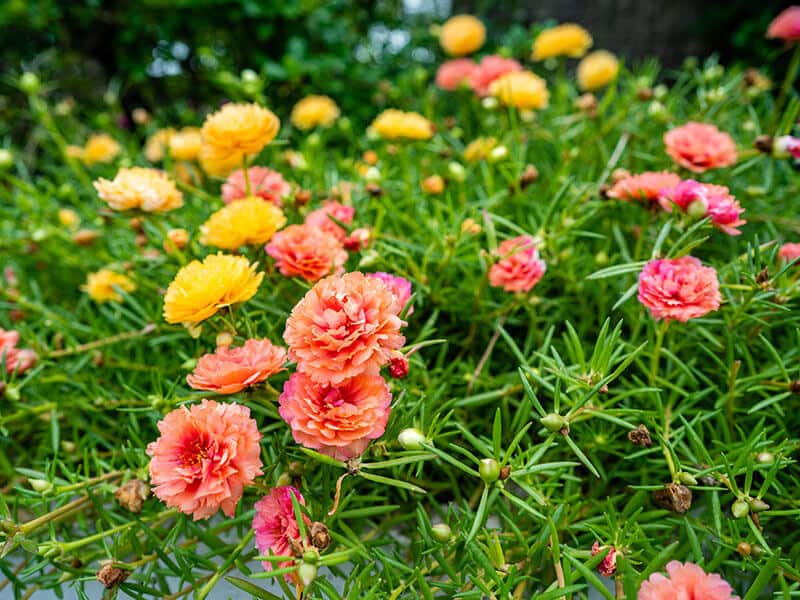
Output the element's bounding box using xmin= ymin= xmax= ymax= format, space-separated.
xmin=577 ymin=50 xmax=620 ymax=91
xmin=58 ymin=208 xmax=80 ymax=228
xmin=464 ymin=137 xmax=498 ymax=162
xmin=93 ymin=167 xmax=184 ymax=213
xmin=200 ymin=197 xmax=286 ymax=249
xmin=169 ymin=127 xmax=203 ymax=161
xmin=163 ymin=253 xmax=264 ymax=324
xmin=82 ymin=269 xmax=136 ymax=303
xmin=82 ymin=134 xmax=121 ymax=165
xmin=200 ymin=103 xmax=280 ymax=177
xmin=440 ymin=14 xmax=486 ymax=56
xmin=291 ymin=95 xmax=341 ymax=130
xmin=531 ymin=23 xmax=592 ymax=61
xmin=370 ymin=109 xmax=434 ymax=141
xmin=490 ymin=71 xmax=549 ymax=110
xmin=144 ymin=128 xmax=176 ymax=162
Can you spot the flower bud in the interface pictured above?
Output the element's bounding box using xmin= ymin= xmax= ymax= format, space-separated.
xmin=421 ymin=174 xmax=445 ymax=195
xmin=686 ymin=199 xmax=707 ymax=220
xmin=731 ymin=499 xmax=750 ymax=519
xmin=388 ymin=354 xmax=409 ymax=379
xmin=29 ymin=479 xmax=53 ymax=493
xmin=541 ymin=413 xmax=568 ymax=433
xmin=676 ymin=472 xmax=698 ymax=486
xmin=19 ymin=72 xmax=41 ymax=95
xmin=276 ymin=472 xmax=292 ymax=487
xmin=215 ymin=332 xmax=234 ymax=348
xmin=364 ymin=166 xmax=381 ymax=182
xmin=481 ymin=96 xmax=499 ymax=110
xmin=307 ymin=133 xmax=322 ymax=147
xmin=297 ymin=562 xmax=317 ymax=587
xmin=736 ymin=541 xmax=752 ymax=556
xmin=398 ymin=428 xmax=426 ymax=451
xmin=0 ymin=148 xmax=14 ymax=170
xmin=756 ymin=452 xmax=774 ymax=464
xmin=431 ymin=523 xmax=452 ymax=542
xmin=447 ymin=161 xmax=466 ymax=182
xmin=488 ymin=146 xmax=508 ymax=162
xmin=302 ymin=549 xmax=319 ymax=564
xmin=479 ymin=458 xmax=500 ymax=484
xmin=748 ymin=498 xmax=769 ymax=513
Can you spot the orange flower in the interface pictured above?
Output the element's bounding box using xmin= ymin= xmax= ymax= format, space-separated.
xmin=489 ymin=236 xmax=546 ymax=293
xmin=638 ymin=257 xmax=721 ymax=322
xmin=187 ymin=339 xmax=287 ymax=394
xmin=266 ymin=224 xmax=348 ymax=282
xmin=664 ymin=122 xmax=737 ymax=173
xmin=439 ymin=15 xmax=486 ymax=56
xmin=607 ymin=171 xmax=681 ymax=203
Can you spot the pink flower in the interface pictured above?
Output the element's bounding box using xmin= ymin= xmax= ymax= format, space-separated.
xmin=767 ymin=6 xmax=800 ymax=42
xmin=283 ymin=272 xmax=406 ymax=385
xmin=638 ymin=561 xmax=739 ymax=600
xmin=147 ymin=400 xmax=263 ymax=520
xmin=660 ymin=180 xmax=746 ymax=236
xmin=253 ymin=486 xmax=310 ymax=572
xmin=221 ymin=167 xmax=291 ymax=206
xmin=591 ymin=542 xmax=618 ymax=577
xmin=279 ymin=372 xmax=392 ymax=460
xmin=776 ymin=135 xmax=800 ymax=158
xmin=607 ymin=171 xmax=681 ymax=203
xmin=488 ymin=236 xmax=547 ymax=293
xmin=187 ymin=339 xmax=287 ymax=394
xmin=638 ymin=257 xmax=721 ymax=322
xmin=304 ymin=200 xmax=355 ymax=241
xmin=368 ymin=272 xmax=414 ymax=315
xmin=266 ymin=224 xmax=348 ymax=282
xmin=344 ymin=227 xmax=372 ymax=251
xmin=779 ymin=242 xmax=800 ymax=263
xmin=469 ymin=55 xmax=523 ymax=97
xmin=0 ymin=329 xmax=37 ymax=375
xmin=435 ymin=58 xmax=477 ymax=91
xmin=664 ymin=122 xmax=737 ymax=173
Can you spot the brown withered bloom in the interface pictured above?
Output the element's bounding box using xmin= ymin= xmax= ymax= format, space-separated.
xmin=96 ymin=563 xmax=130 ymax=589
xmin=754 ymin=135 xmax=773 ymax=155
xmin=499 ymin=465 xmax=512 ymax=480
xmin=310 ymin=521 xmax=331 ymax=550
xmin=295 ymin=189 xmax=312 ymax=206
xmin=790 ymin=380 xmax=800 ymax=395
xmin=653 ymin=482 xmax=692 ymax=514
xmin=628 ymin=424 xmax=652 ymax=448
xmin=114 ymin=479 xmax=150 ymax=513
xmin=637 ymin=87 xmax=654 ymax=101
xmin=520 ymin=164 xmax=539 ymax=189
xmin=366 ymin=183 xmax=383 ymax=197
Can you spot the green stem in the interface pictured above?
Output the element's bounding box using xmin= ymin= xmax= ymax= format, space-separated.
xmin=242 ymin=154 xmax=252 ymax=196
xmin=197 ymin=528 xmax=254 ymax=600
xmin=649 ymin=320 xmax=669 ymax=386
xmin=775 ymin=44 xmax=800 ymax=130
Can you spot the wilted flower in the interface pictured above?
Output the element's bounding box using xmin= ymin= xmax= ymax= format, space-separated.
xmin=435 ymin=59 xmax=477 ymax=90
xmin=279 ymin=372 xmax=392 ymax=460
xmin=163 ymin=253 xmax=263 ymax=324
xmin=290 ymin=95 xmax=341 ymax=130
xmin=200 ymin=197 xmax=286 ymax=249
xmin=607 ymin=171 xmax=681 ymax=203
xmin=0 ymin=329 xmax=37 ymax=375
xmin=779 ymin=242 xmax=800 ymax=263
xmin=638 ymin=561 xmax=739 ymax=600
xmin=368 ymin=272 xmax=413 ymax=315
xmin=577 ymin=50 xmax=620 ymax=91
xmin=767 ymin=6 xmax=800 ymax=42
xmin=591 ymin=542 xmax=618 ymax=577
xmin=469 ymin=55 xmax=523 ymax=97
xmin=490 ymin=71 xmax=549 ymax=110
xmin=82 ymin=133 xmax=121 ymax=165
xmin=464 ymin=137 xmax=498 ymax=162
xmin=532 ymin=23 xmax=593 ymax=60
xmin=489 ymin=236 xmax=547 ymax=292
xmin=82 ymin=269 xmax=136 ymax=303
xmin=253 ymin=486 xmax=310 ymax=571
xmin=660 ymin=180 xmax=746 ymax=235
xmin=147 ymin=399 xmax=263 ymax=520
xmin=304 ymin=200 xmax=355 ymax=241
xmin=439 ymin=14 xmax=486 ymax=56
xmin=638 ymin=257 xmax=721 ymax=322
xmin=200 ymin=103 xmax=280 ymax=176
xmin=664 ymin=122 xmax=737 ymax=173
xmin=267 ymin=224 xmax=348 ymax=282
xmin=284 ymin=272 xmax=406 ymax=385
xmin=168 ymin=127 xmax=203 ymax=161
xmin=94 ymin=167 xmax=184 ymax=213
xmin=187 ymin=339 xmax=286 ymax=394
xmin=221 ymin=167 xmax=290 ymax=206
xmin=371 ymin=109 xmax=434 ymax=140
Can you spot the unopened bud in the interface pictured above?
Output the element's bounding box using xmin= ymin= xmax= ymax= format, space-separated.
xmin=388 ymin=354 xmax=409 ymax=379
xmin=749 ymin=498 xmax=769 ymax=512
xmin=398 ymin=428 xmax=426 ymax=451
xmin=295 ymin=189 xmax=312 ymax=206
xmin=302 ymin=549 xmax=319 ymax=564
xmin=215 ymin=332 xmax=234 ymax=348
xmin=687 ymin=199 xmax=707 ymax=220
xmin=481 ymin=96 xmax=499 ymax=110
xmin=676 ymin=472 xmax=698 ymax=486
xmin=736 ymin=541 xmax=752 ymax=556
xmin=731 ymin=499 xmax=750 ymax=519
xmin=297 ymin=562 xmax=317 ymax=587
xmin=19 ymin=72 xmax=42 ymax=95
xmin=447 ymin=161 xmax=466 ymax=182
xmin=0 ymin=148 xmax=14 ymax=170
xmin=364 ymin=166 xmax=381 ymax=182
xmin=541 ymin=413 xmax=568 ymax=433
xmin=29 ymin=479 xmax=53 ymax=493
xmin=479 ymin=458 xmax=500 ymax=484
xmin=488 ymin=146 xmax=508 ymax=162
xmin=431 ymin=522 xmax=452 ymax=542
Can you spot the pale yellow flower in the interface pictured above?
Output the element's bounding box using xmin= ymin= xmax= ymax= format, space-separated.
xmin=532 ymin=24 xmax=592 ymax=61
xmin=370 ymin=110 xmax=434 ymax=140
xmin=490 ymin=71 xmax=549 ymax=110
xmin=464 ymin=137 xmax=498 ymax=162
xmin=291 ymin=95 xmax=341 ymax=130
xmin=82 ymin=269 xmax=136 ymax=303
xmin=169 ymin=127 xmax=203 ymax=161
xmin=144 ymin=128 xmax=176 ymax=162
xmin=200 ymin=197 xmax=286 ymax=249
xmin=93 ymin=167 xmax=184 ymax=213
xmin=440 ymin=14 xmax=486 ymax=56
xmin=577 ymin=50 xmax=620 ymax=91
xmin=82 ymin=134 xmax=121 ymax=165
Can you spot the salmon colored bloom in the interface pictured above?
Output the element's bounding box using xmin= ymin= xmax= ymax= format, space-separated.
xmin=82 ymin=133 xmax=121 ymax=165
xmin=607 ymin=171 xmax=681 ymax=203
xmin=660 ymin=180 xmax=746 ymax=235
xmin=304 ymin=200 xmax=355 ymax=241
xmin=469 ymin=55 xmax=522 ymax=97
xmin=368 ymin=272 xmax=413 ymax=315
xmin=638 ymin=561 xmax=739 ymax=600
xmin=638 ymin=257 xmax=721 ymax=322
xmin=439 ymin=14 xmax=486 ymax=56
xmin=489 ymin=236 xmax=547 ymax=293
xmin=266 ymin=224 xmax=348 ymax=282
xmin=577 ymin=50 xmax=620 ymax=91
xmin=767 ymin=6 xmax=800 ymax=42
xmin=200 ymin=197 xmax=286 ymax=249
xmin=94 ymin=167 xmax=184 ymax=213
xmin=279 ymin=372 xmax=392 ymax=460
xmin=290 ymin=95 xmax=340 ymax=130
xmin=187 ymin=339 xmax=287 ymax=394
xmin=147 ymin=399 xmax=263 ymax=520
xmin=490 ymin=71 xmax=549 ymax=110
xmin=435 ymin=59 xmax=477 ymax=91
xmin=82 ymin=269 xmax=136 ymax=303
xmin=168 ymin=127 xmax=203 ymax=162
xmin=221 ymin=167 xmax=290 ymax=206
xmin=779 ymin=242 xmax=800 ymax=263
xmin=284 ymin=272 xmax=406 ymax=385
xmin=664 ymin=122 xmax=737 ymax=173
xmin=370 ymin=110 xmax=434 ymax=140
xmin=532 ymin=23 xmax=593 ymax=60
xmin=163 ymin=254 xmax=264 ymax=324
xmin=464 ymin=137 xmax=498 ymax=162
xmin=0 ymin=329 xmax=37 ymax=375
xmin=253 ymin=486 xmax=310 ymax=571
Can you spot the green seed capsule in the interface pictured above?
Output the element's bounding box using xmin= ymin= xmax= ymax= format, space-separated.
xmin=731 ymin=499 xmax=749 ymax=519
xmin=431 ymin=523 xmax=452 ymax=542
xmin=479 ymin=458 xmax=500 ymax=484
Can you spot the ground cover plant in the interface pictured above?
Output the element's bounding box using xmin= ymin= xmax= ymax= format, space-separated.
xmin=1 ymin=6 xmax=800 ymax=599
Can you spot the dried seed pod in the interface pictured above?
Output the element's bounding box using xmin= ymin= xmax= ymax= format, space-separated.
xmin=627 ymin=424 xmax=652 ymax=448
xmin=114 ymin=479 xmax=150 ymax=513
xmin=653 ymin=483 xmax=692 ymax=514
xmin=96 ymin=563 xmax=130 ymax=589
xmin=499 ymin=465 xmax=512 ymax=480
xmin=310 ymin=522 xmax=331 ymax=551
xmin=754 ymin=135 xmax=773 ymax=154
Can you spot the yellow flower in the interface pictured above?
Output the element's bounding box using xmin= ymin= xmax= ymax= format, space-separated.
xmin=82 ymin=269 xmax=136 ymax=303
xmin=65 ymin=145 xmax=85 ymax=160
xmin=531 ymin=23 xmax=593 ymax=61
xmin=144 ymin=128 xmax=176 ymax=162
xmin=291 ymin=95 xmax=341 ymax=130
xmin=490 ymin=71 xmax=549 ymax=110
xmin=200 ymin=197 xmax=286 ymax=249
xmin=370 ymin=109 xmax=434 ymax=140
xmin=163 ymin=253 xmax=264 ymax=324
xmin=169 ymin=127 xmax=203 ymax=161
xmin=464 ymin=137 xmax=498 ymax=162
xmin=58 ymin=208 xmax=80 ymax=228
xmin=421 ymin=175 xmax=445 ymax=194
xmin=200 ymin=103 xmax=280 ymax=177
xmin=93 ymin=167 xmax=184 ymax=213
xmin=82 ymin=134 xmax=121 ymax=165
xmin=440 ymin=14 xmax=486 ymax=56
xmin=577 ymin=50 xmax=620 ymax=91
